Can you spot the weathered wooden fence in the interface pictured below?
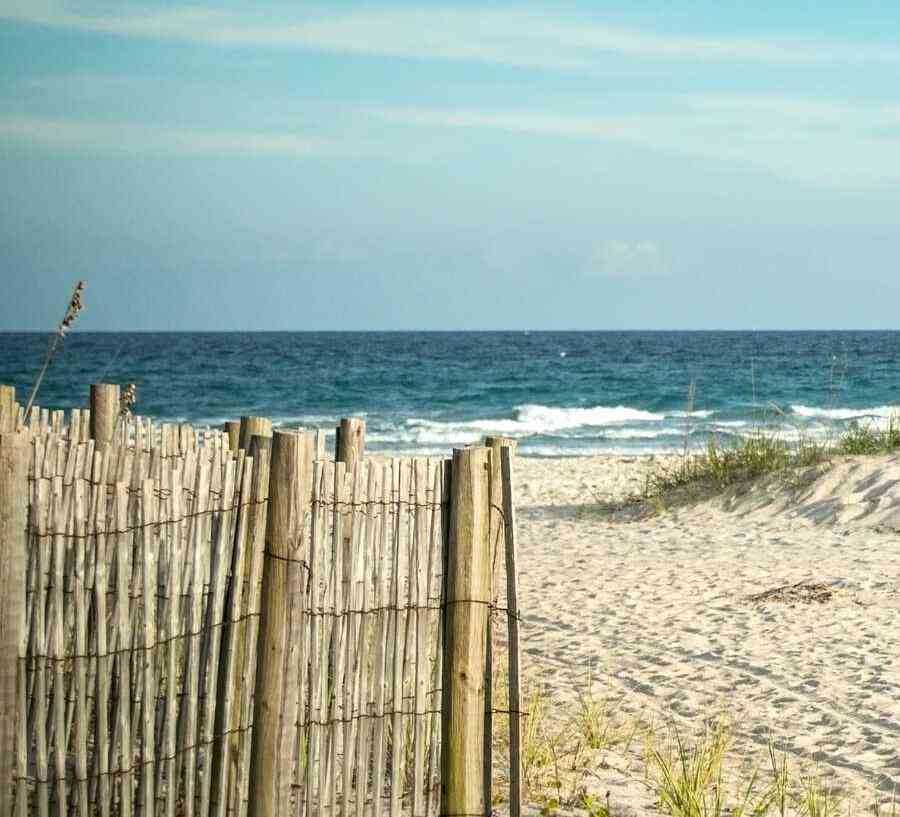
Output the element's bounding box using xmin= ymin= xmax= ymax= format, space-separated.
xmin=2 ymin=427 xmax=269 ymax=817
xmin=0 ymin=383 xmax=522 ymax=817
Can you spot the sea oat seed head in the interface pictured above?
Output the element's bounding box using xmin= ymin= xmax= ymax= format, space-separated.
xmin=120 ymin=383 xmax=137 ymax=417
xmin=58 ymin=280 xmax=86 ymax=338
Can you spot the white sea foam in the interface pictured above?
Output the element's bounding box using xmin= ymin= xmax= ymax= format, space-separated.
xmin=514 ymin=403 xmax=665 ymax=429
xmin=603 ymin=427 xmax=683 ymax=440
xmin=790 ymin=404 xmax=899 ymax=421
xmin=398 ymin=404 xmax=666 ymax=441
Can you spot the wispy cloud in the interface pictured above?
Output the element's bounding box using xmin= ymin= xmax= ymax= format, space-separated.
xmin=379 ymin=97 xmax=900 ymax=188
xmin=0 ymin=115 xmax=319 ymax=156
xmin=589 ymin=240 xmax=669 ymax=278
xmin=2 ymin=3 xmax=898 ymax=69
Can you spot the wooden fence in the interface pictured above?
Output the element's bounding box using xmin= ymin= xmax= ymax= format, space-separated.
xmin=0 ymin=383 xmax=522 ymax=817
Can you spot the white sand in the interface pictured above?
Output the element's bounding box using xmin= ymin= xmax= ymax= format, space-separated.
xmin=514 ymin=453 xmax=900 ymax=813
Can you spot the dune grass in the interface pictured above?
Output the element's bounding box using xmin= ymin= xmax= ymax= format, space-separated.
xmin=627 ymin=416 xmax=900 ymax=513
xmin=503 ymin=676 xmax=880 ymax=817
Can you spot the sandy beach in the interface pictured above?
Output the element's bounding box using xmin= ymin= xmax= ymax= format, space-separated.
xmin=514 ymin=453 xmax=900 ymax=813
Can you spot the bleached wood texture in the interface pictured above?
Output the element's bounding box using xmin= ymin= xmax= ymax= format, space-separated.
xmin=501 ymin=446 xmax=523 ymax=817
xmin=89 ymin=384 xmax=120 ymax=445
xmin=482 ymin=436 xmax=517 ymax=808
xmin=0 ymin=385 xmax=15 ymax=432
xmin=279 ymin=452 xmax=452 ymax=817
xmin=248 ymin=429 xmax=306 ymax=817
xmin=12 ymin=415 xmax=520 ymax=817
xmin=335 ymin=418 xmax=365 ymax=473
xmin=238 ymin=416 xmax=273 ymax=454
xmin=14 ymin=429 xmax=262 ymax=817
xmin=442 ymin=446 xmax=492 ymax=817
xmin=0 ymin=433 xmax=28 ymax=817
xmin=224 ymin=421 xmax=241 ymax=453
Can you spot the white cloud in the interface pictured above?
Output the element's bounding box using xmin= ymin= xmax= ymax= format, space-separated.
xmin=379 ymin=99 xmax=900 ymax=188
xmin=0 ymin=116 xmax=320 ymax=156
xmin=1 ymin=3 xmax=898 ymax=69
xmin=590 ymin=240 xmax=668 ymax=278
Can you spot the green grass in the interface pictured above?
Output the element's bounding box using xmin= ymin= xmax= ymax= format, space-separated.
xmin=627 ymin=416 xmax=900 ymax=513
xmin=506 ymin=674 xmax=868 ymax=817
xmin=832 ymin=416 xmax=900 ymax=456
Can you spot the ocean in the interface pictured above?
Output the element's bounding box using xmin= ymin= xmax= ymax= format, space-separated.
xmin=1 ymin=331 xmax=899 ymax=456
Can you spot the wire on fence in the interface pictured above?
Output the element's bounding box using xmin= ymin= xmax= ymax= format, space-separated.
xmin=23 ymin=496 xmax=265 ymax=540
xmin=12 ymin=723 xmax=253 ymax=785
xmin=19 ymin=608 xmax=261 ymax=662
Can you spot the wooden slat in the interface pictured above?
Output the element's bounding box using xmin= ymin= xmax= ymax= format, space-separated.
xmin=50 ymin=476 xmax=70 ymax=817
xmin=411 ymin=460 xmax=429 ymax=817
xmin=178 ymin=461 xmax=211 ymax=817
xmin=198 ymin=459 xmax=237 ymax=817
xmin=352 ymin=463 xmax=379 ymax=817
xmin=303 ymin=461 xmax=327 ymax=817
xmin=161 ymin=467 xmax=184 ymax=817
xmin=320 ymin=461 xmax=344 ymax=817
xmin=235 ymin=436 xmax=271 ymax=817
xmin=0 ymin=434 xmax=29 ymax=817
xmin=72 ymin=479 xmax=88 ymax=817
xmin=341 ymin=462 xmax=366 ymax=817
xmin=211 ymin=456 xmax=253 ymax=817
xmin=389 ymin=460 xmax=409 ymax=817
xmin=92 ymin=466 xmax=112 ymax=817
xmin=370 ymin=465 xmax=392 ymax=817
xmin=32 ymin=478 xmax=51 ymax=817
xmin=425 ymin=461 xmax=450 ymax=817
xmin=140 ymin=480 xmax=159 ymax=817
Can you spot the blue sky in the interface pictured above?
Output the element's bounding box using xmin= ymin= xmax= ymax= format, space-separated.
xmin=2 ymin=1 xmax=900 ymax=330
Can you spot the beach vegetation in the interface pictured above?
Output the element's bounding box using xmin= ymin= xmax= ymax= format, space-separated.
xmin=24 ymin=280 xmax=86 ymax=421
xmin=505 ymin=672 xmax=862 ymax=817
xmin=623 ymin=414 xmax=900 ymax=514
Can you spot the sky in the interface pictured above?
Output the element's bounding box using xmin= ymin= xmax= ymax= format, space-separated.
xmin=2 ymin=1 xmax=900 ymax=330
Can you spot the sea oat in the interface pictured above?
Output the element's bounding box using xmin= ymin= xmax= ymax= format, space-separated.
xmin=119 ymin=383 xmax=137 ymax=417
xmin=24 ymin=281 xmax=87 ymax=420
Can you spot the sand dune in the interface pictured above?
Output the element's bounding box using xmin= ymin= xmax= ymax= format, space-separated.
xmin=515 ymin=453 xmax=900 ymax=811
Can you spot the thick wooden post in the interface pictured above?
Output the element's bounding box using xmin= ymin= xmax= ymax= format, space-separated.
xmin=248 ymin=429 xmax=313 ymax=817
xmin=224 ymin=421 xmax=241 ymax=454
xmin=0 ymin=386 xmax=14 ymax=432
xmin=336 ymin=418 xmax=365 ymax=472
xmin=442 ymin=446 xmax=492 ymax=817
xmin=239 ymin=416 xmax=273 ymax=454
xmin=0 ymin=433 xmax=28 ymax=817
xmin=89 ymin=383 xmax=120 ymax=445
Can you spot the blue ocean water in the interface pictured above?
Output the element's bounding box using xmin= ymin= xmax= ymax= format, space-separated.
xmin=1 ymin=331 xmax=899 ymax=456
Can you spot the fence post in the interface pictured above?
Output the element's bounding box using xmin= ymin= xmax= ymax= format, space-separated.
xmin=0 ymin=433 xmax=28 ymax=817
xmin=500 ymin=446 xmax=522 ymax=817
xmin=248 ymin=429 xmax=311 ymax=817
xmin=89 ymin=383 xmax=120 ymax=445
xmin=336 ymin=417 xmax=365 ymax=470
xmin=0 ymin=386 xmax=14 ymax=432
xmin=442 ymin=446 xmax=492 ymax=817
xmin=224 ymin=421 xmax=241 ymax=453
xmin=482 ymin=436 xmax=516 ymax=808
xmin=239 ymin=416 xmax=273 ymax=454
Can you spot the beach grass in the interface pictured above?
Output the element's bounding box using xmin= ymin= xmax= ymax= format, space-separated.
xmin=500 ymin=674 xmax=876 ymax=817
xmin=626 ymin=416 xmax=900 ymax=513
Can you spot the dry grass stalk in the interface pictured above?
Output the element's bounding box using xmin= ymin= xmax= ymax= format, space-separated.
xmin=24 ymin=280 xmax=86 ymax=421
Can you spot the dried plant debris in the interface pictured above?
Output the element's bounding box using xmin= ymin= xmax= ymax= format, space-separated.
xmin=119 ymin=383 xmax=137 ymax=417
xmin=746 ymin=581 xmax=841 ymax=606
